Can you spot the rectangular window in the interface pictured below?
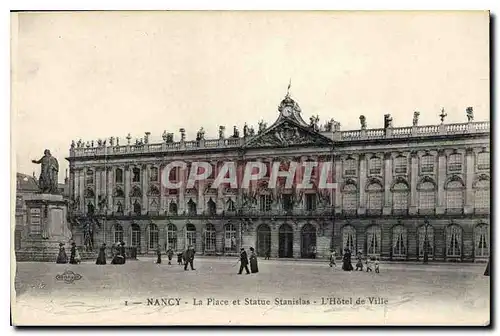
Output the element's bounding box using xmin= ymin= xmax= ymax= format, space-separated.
xmin=369 ymin=158 xmax=382 ymax=175
xmin=367 ymin=192 xmax=383 ymax=210
xmin=305 ymin=194 xmax=317 ymax=211
xmin=114 ymin=231 xmax=124 ymax=244
xmin=394 ymin=157 xmax=407 ymax=175
xmin=420 ymin=155 xmax=435 ymax=174
xmin=477 ymin=152 xmax=490 ymax=171
xmin=260 ymin=195 xmax=272 ymax=212
xmin=131 ymin=230 xmax=141 ymax=247
xmin=448 ymin=154 xmax=463 ymax=173
xmin=343 ymin=159 xmax=357 ymax=176
xmin=475 ymin=190 xmax=490 ymax=209
xmin=342 ymin=193 xmax=358 ymax=210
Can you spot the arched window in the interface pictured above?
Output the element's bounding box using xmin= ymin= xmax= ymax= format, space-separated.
xmin=369 ymin=157 xmax=382 ymax=175
xmin=446 ymin=225 xmax=462 ymax=258
xmin=167 ymin=223 xmax=177 ymax=250
xmin=169 ymin=201 xmax=178 ymax=215
xmin=115 ymin=168 xmax=123 ymax=184
xmin=392 ymin=225 xmax=407 ymax=258
xmin=392 ymin=182 xmax=409 ymax=211
xmin=224 ymin=224 xmax=237 ymax=253
xmin=204 ymin=223 xmax=216 ymax=252
xmin=343 ymin=158 xmax=357 ymax=176
xmin=448 ymin=153 xmax=463 ymax=173
xmin=394 ymin=156 xmax=407 ymax=175
xmin=342 ymin=225 xmax=356 ymax=253
xmin=132 ymin=167 xmax=141 ymax=182
xmin=366 ymin=226 xmax=381 ymax=255
xmin=446 ymin=179 xmax=464 ymax=211
xmin=86 ymin=169 xmax=94 ymax=185
xmin=342 ymin=183 xmax=357 ymax=212
xmin=474 ymin=224 xmax=489 ymax=258
xmin=113 ymin=224 xmax=124 ymax=243
xmin=150 ymin=167 xmax=159 ymax=182
xmin=207 ymin=198 xmax=216 ymax=215
xmin=131 ymin=224 xmax=141 ymax=248
xmin=187 ymin=199 xmax=197 ymax=215
xmin=477 ymin=152 xmax=490 ymax=171
xmin=418 ymin=181 xmax=435 ymax=211
xmin=186 ymin=223 xmax=196 ymax=249
xmin=366 ymin=182 xmax=383 ymax=211
xmin=418 ymin=224 xmax=434 ymax=258
xmin=148 ymin=223 xmax=159 ymax=249
xmin=474 ymin=178 xmax=490 ymax=209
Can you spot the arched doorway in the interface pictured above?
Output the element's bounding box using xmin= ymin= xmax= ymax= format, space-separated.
xmin=256 ymin=224 xmax=271 ymax=257
xmin=279 ymin=224 xmax=293 ymax=258
xmin=301 ymin=224 xmax=317 ymax=258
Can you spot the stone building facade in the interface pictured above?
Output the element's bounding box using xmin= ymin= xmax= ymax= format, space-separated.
xmin=65 ymin=94 xmax=490 ymax=261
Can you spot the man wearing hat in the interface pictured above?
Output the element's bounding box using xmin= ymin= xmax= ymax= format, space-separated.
xmin=183 ymin=245 xmax=196 ymax=271
xmin=238 ymin=248 xmax=250 ymax=275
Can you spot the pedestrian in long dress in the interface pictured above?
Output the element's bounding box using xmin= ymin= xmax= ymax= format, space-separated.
xmin=238 ymin=248 xmax=251 ymax=275
xmin=96 ymin=243 xmax=107 ymax=265
xmin=167 ymin=248 xmax=174 ymax=265
xmin=69 ymin=242 xmax=78 ymax=264
xmin=249 ymin=247 xmax=259 ymax=274
xmin=342 ymin=248 xmax=354 ymax=271
xmin=56 ymin=242 xmax=68 ymax=264
xmin=156 ymin=245 xmax=162 ymax=264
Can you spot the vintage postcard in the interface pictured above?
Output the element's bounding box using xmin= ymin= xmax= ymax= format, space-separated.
xmin=11 ymin=10 xmax=490 ymax=326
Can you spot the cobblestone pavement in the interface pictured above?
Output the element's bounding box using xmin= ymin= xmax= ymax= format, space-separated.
xmin=13 ymin=258 xmax=490 ymax=326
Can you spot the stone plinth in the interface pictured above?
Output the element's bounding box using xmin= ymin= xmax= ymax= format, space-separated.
xmin=16 ymin=193 xmax=72 ymax=262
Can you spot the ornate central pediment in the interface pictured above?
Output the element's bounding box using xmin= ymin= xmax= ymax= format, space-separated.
xmin=244 ymin=120 xmax=333 ymax=148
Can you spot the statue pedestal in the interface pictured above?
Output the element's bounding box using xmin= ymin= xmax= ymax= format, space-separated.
xmin=16 ymin=194 xmax=72 ymax=262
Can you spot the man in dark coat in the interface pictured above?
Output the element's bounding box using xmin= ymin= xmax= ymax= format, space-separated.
xmin=183 ymin=246 xmax=196 ymax=271
xmin=238 ymin=248 xmax=250 ymax=275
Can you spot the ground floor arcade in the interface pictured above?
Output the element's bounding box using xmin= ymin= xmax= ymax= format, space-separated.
xmin=71 ymin=216 xmax=490 ymax=262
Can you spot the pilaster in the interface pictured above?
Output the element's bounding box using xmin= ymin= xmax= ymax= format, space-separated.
xmin=409 ymin=151 xmax=418 ymax=215
xmin=383 ymin=152 xmax=392 ymax=215
xmin=464 ymin=148 xmax=475 ymax=214
xmin=436 ymin=150 xmax=446 ymax=214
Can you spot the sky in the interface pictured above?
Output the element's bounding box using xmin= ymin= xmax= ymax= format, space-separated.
xmin=11 ymin=11 xmax=490 ymax=182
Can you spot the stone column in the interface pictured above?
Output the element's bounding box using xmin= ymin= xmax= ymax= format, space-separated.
xmin=159 ymin=164 xmax=165 ymax=215
xmin=124 ymin=166 xmax=131 ymax=214
xmin=178 ymin=162 xmax=187 ymax=215
xmin=73 ymin=169 xmax=80 ymax=207
xmin=95 ymin=168 xmax=101 ymax=210
xmin=293 ymin=223 xmax=301 ymax=258
xmin=436 ymin=150 xmax=447 ymax=214
xmin=270 ymin=223 xmax=279 ymax=258
xmin=79 ymin=169 xmax=85 ymax=212
xmin=358 ymin=154 xmax=367 ymax=215
xmin=107 ymin=167 xmax=113 ymax=214
xmin=464 ymin=148 xmax=475 ymax=214
xmin=142 ymin=164 xmax=149 ymax=214
xmin=383 ymin=153 xmax=392 ymax=215
xmin=409 ymin=151 xmax=419 ymax=215
xmin=334 ymin=155 xmax=343 ymax=214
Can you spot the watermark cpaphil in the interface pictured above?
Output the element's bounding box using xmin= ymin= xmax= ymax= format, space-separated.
xmin=161 ymin=160 xmax=337 ymax=190
xmin=55 ymin=270 xmax=83 ymax=284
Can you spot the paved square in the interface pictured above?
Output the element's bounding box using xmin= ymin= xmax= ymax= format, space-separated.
xmin=13 ymin=258 xmax=489 ymax=325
